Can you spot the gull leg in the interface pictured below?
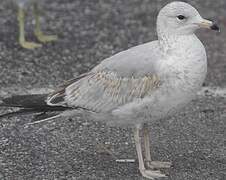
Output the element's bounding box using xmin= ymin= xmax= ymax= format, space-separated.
xmin=18 ymin=6 xmax=42 ymax=49
xmin=143 ymin=123 xmax=152 ymax=168
xmin=33 ymin=2 xmax=58 ymax=43
xmin=143 ymin=124 xmax=172 ymax=170
xmin=134 ymin=124 xmax=167 ymax=179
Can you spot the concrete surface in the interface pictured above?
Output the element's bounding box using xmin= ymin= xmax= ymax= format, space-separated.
xmin=0 ymin=0 xmax=225 ymax=179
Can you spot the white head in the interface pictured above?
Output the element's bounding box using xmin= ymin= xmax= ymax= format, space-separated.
xmin=157 ymin=1 xmax=219 ymax=37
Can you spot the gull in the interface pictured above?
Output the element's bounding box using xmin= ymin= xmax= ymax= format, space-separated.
xmin=12 ymin=0 xmax=57 ymax=49
xmin=0 ymin=2 xmax=219 ymax=179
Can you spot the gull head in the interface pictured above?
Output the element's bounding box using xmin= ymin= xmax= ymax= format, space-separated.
xmin=157 ymin=1 xmax=219 ymax=36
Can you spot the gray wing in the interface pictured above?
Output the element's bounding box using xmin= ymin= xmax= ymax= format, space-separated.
xmin=47 ymin=41 xmax=162 ymax=112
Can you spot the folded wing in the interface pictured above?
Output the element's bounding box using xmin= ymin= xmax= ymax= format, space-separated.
xmin=47 ymin=41 xmax=162 ymax=112
xmin=47 ymin=71 xmax=160 ymax=112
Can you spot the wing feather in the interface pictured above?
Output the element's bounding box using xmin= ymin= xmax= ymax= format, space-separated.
xmin=47 ymin=71 xmax=161 ymax=112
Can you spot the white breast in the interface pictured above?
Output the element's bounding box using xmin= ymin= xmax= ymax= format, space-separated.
xmin=111 ymin=35 xmax=207 ymax=125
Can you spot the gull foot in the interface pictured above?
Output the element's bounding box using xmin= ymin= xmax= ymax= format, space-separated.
xmin=140 ymin=169 xmax=167 ymax=179
xmin=20 ymin=41 xmax=42 ymax=49
xmin=36 ymin=33 xmax=58 ymax=43
xmin=146 ymin=161 xmax=172 ymax=169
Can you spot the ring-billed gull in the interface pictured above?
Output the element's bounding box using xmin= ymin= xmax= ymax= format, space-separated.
xmin=0 ymin=1 xmax=219 ymax=179
xmin=12 ymin=0 xmax=57 ymax=49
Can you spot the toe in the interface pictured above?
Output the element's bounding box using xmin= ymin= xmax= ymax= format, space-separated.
xmin=20 ymin=42 xmax=42 ymax=49
xmin=140 ymin=169 xmax=167 ymax=179
xmin=38 ymin=35 xmax=58 ymax=43
xmin=150 ymin=161 xmax=172 ymax=169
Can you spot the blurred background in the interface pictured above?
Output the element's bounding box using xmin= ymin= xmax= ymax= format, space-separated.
xmin=0 ymin=0 xmax=225 ymax=179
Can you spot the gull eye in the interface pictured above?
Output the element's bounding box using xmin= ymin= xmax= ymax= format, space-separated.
xmin=177 ymin=15 xmax=186 ymax=20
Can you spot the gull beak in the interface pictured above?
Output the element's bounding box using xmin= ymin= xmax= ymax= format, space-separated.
xmin=196 ymin=19 xmax=220 ymax=32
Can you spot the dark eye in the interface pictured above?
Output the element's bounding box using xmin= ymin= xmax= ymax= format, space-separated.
xmin=177 ymin=15 xmax=186 ymax=20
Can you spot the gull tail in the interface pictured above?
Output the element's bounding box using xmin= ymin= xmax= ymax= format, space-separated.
xmin=0 ymin=94 xmax=71 ymax=122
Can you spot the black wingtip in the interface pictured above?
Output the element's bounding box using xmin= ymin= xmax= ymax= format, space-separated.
xmin=0 ymin=94 xmax=72 ymax=120
xmin=0 ymin=94 xmax=49 ymax=108
xmin=0 ymin=109 xmax=42 ymax=119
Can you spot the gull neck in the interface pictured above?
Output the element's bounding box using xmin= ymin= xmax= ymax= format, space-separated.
xmin=157 ymin=33 xmax=197 ymax=53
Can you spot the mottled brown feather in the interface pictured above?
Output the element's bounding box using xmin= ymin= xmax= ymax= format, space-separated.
xmin=47 ymin=71 xmax=161 ymax=112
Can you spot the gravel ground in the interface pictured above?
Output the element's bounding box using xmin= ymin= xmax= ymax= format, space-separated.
xmin=0 ymin=0 xmax=225 ymax=179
